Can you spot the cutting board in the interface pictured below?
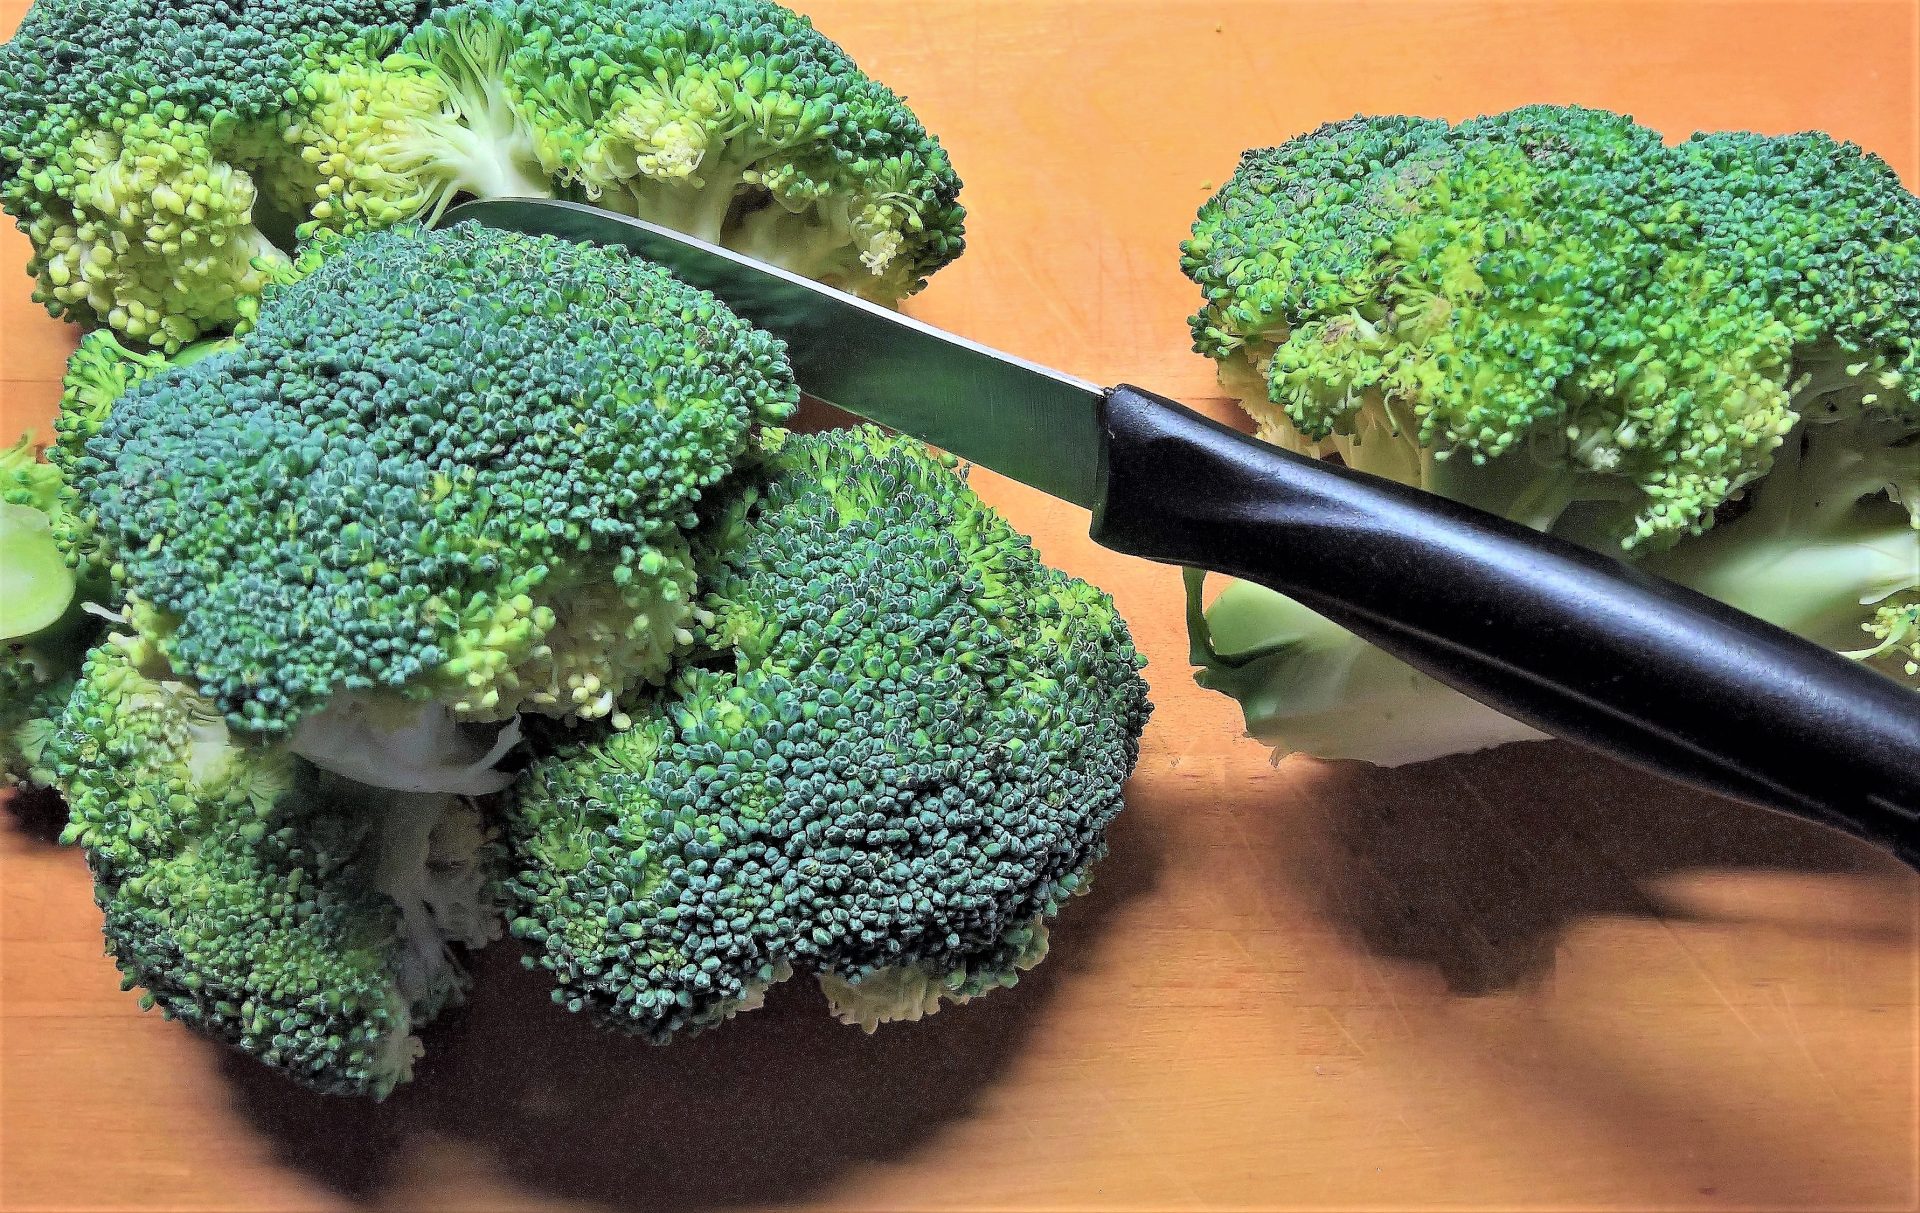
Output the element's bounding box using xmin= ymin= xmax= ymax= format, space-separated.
xmin=1 ymin=2 xmax=1914 ymax=1209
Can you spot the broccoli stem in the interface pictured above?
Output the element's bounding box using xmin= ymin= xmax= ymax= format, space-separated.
xmin=727 ymin=203 xmax=859 ymax=283
xmin=607 ymin=151 xmax=764 ymax=243
xmin=233 ymin=223 xmax=288 ymax=268
xmin=380 ymin=113 xmax=552 ymax=225
xmin=1661 ymin=528 xmax=1919 ymax=647
xmin=368 ymin=25 xmax=554 ymax=224
xmin=1643 ymin=413 xmax=1920 ymax=650
xmin=369 ymin=788 xmax=461 ymax=1006
xmin=1189 ymin=570 xmax=1548 ymax=765
xmin=288 ymin=693 xmax=523 ymax=795
xmin=358 ymin=786 xmax=497 ymax=1019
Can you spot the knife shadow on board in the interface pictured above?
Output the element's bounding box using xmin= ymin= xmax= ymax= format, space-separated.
xmin=212 ymin=798 xmax=1163 ymax=1211
xmin=1275 ymin=739 xmax=1915 ymax=996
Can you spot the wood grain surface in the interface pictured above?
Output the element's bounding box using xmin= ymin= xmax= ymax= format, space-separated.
xmin=2 ymin=2 xmax=1916 ymax=1210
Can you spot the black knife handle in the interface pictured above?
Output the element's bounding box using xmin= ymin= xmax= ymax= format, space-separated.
xmin=1089 ymin=384 xmax=1920 ymax=866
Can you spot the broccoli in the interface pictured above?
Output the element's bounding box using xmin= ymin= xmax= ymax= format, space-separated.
xmin=1 ymin=434 xmax=104 ymax=786
xmin=0 ymin=0 xmax=435 ymax=348
xmin=0 ymin=0 xmax=965 ymax=353
xmin=0 ymin=334 xmax=232 ymax=788
xmin=59 ymin=220 xmax=796 ymax=791
xmin=501 ymin=427 xmax=1151 ymax=1039
xmin=303 ymin=0 xmax=967 ymax=300
xmin=49 ymin=636 xmax=501 ymax=1098
xmin=18 ymin=252 xmax=1154 ymax=1094
xmin=1180 ymin=106 xmax=1920 ymax=765
xmin=1 ymin=434 xmax=74 ymax=643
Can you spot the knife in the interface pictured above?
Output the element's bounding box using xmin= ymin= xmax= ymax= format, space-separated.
xmin=443 ymin=198 xmax=1920 ymax=867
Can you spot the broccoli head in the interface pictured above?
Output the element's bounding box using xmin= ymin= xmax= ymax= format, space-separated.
xmin=297 ymin=0 xmax=966 ymax=299
xmin=0 ymin=0 xmax=965 ymax=351
xmin=1181 ymin=105 xmax=1919 ymax=765
xmin=49 ymin=636 xmax=501 ymax=1098
xmin=0 ymin=0 xmax=434 ymax=347
xmin=61 ymin=221 xmax=796 ymax=789
xmin=502 ymin=427 xmax=1151 ymax=1039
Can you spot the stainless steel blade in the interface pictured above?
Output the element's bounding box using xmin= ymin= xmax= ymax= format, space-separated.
xmin=441 ymin=198 xmax=1108 ymax=508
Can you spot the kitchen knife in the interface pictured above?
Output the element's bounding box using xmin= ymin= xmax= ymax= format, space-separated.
xmin=443 ymin=198 xmax=1920 ymax=866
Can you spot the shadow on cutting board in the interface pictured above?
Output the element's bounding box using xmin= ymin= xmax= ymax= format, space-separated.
xmin=1279 ymin=739 xmax=1913 ymax=995
xmin=2 ymin=782 xmax=69 ymax=847
xmin=219 ymin=795 xmax=1162 ymax=1213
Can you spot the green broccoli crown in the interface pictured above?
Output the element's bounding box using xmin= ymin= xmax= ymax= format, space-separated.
xmin=66 ymin=221 xmax=796 ymax=737
xmin=48 ymin=637 xmax=500 ymax=1098
xmin=1183 ymin=105 xmax=1919 ymax=549
xmin=502 ymin=427 xmax=1150 ymax=1039
xmin=1182 ymin=108 xmax=1919 ymax=769
xmin=293 ymin=0 xmax=966 ymax=299
xmin=0 ymin=0 xmax=436 ymax=344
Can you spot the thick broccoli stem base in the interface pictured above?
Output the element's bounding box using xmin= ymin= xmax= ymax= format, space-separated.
xmin=1652 ymin=525 xmax=1917 ymax=649
xmin=289 ymin=693 xmax=524 ymax=795
xmin=365 ymin=77 xmax=552 ymax=224
xmin=605 ymin=166 xmax=746 ymax=245
xmin=1190 ymin=572 xmax=1549 ymax=766
xmin=363 ymin=784 xmax=501 ymax=1020
xmin=1642 ymin=399 xmax=1920 ymax=664
xmin=401 ymin=117 xmax=552 ymax=223
xmin=603 ymin=159 xmax=907 ymax=302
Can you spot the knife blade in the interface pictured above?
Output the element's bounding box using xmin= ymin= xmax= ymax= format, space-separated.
xmin=441 ymin=198 xmax=1108 ymax=508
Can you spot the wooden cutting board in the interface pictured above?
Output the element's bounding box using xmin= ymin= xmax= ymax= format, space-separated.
xmin=1 ymin=2 xmax=1914 ymax=1209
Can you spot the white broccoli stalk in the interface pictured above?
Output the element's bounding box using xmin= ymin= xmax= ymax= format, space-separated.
xmin=290 ymin=693 xmax=524 ymax=795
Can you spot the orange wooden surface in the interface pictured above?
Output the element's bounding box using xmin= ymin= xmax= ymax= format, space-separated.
xmin=2 ymin=2 xmax=1918 ymax=1209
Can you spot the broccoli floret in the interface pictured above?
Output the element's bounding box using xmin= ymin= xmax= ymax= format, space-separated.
xmin=61 ymin=221 xmax=796 ymax=790
xmin=0 ymin=0 xmax=435 ymax=348
xmin=0 ymin=430 xmax=61 ymax=513
xmin=0 ymin=0 xmax=965 ymax=352
xmin=501 ymin=427 xmax=1151 ymax=1039
xmin=297 ymin=0 xmax=966 ymax=300
xmin=46 ymin=330 xmax=236 ymax=584
xmin=1181 ymin=106 xmax=1920 ymax=765
xmin=48 ymin=636 xmax=502 ymax=1098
